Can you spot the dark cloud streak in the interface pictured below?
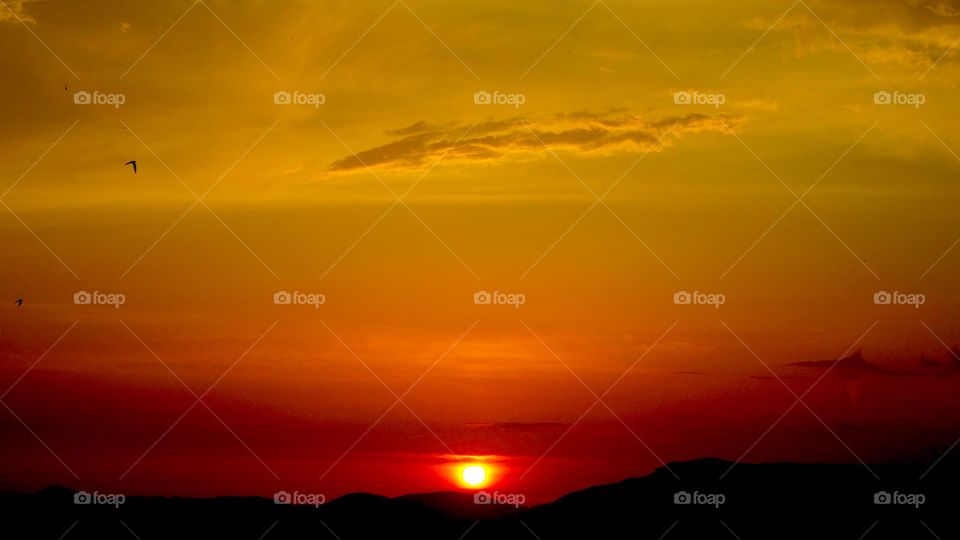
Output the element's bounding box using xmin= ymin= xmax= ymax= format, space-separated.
xmin=329 ymin=110 xmax=743 ymax=172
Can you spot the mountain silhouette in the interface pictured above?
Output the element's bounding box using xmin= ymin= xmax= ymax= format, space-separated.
xmin=3 ymin=456 xmax=958 ymax=539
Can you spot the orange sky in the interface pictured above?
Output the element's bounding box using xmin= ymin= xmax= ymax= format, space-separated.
xmin=2 ymin=0 xmax=960 ymax=503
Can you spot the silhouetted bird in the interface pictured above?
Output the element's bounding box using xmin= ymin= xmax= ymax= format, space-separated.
xmin=125 ymin=160 xmax=137 ymax=174
xmin=15 ymin=298 xmax=23 ymax=307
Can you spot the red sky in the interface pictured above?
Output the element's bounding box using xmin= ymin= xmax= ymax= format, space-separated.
xmin=2 ymin=0 xmax=960 ymax=504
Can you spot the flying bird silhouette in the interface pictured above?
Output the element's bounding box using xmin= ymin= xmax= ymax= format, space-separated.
xmin=125 ymin=160 xmax=137 ymax=174
xmin=15 ymin=298 xmax=23 ymax=307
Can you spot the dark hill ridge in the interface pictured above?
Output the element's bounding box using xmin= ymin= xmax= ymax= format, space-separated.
xmin=2 ymin=457 xmax=958 ymax=539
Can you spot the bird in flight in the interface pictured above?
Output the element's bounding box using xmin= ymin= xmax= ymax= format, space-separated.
xmin=125 ymin=160 xmax=137 ymax=174
xmin=15 ymin=298 xmax=23 ymax=307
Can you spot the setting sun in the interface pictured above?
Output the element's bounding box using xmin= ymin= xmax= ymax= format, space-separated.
xmin=440 ymin=457 xmax=505 ymax=489
xmin=462 ymin=465 xmax=487 ymax=487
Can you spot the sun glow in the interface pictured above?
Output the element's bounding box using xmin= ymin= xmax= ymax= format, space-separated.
xmin=462 ymin=465 xmax=486 ymax=486
xmin=439 ymin=456 xmax=505 ymax=489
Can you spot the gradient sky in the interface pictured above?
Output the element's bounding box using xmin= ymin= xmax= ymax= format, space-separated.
xmin=2 ymin=0 xmax=960 ymax=503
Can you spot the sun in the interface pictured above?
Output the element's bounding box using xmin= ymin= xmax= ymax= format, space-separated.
xmin=442 ymin=456 xmax=503 ymax=489
xmin=461 ymin=464 xmax=487 ymax=487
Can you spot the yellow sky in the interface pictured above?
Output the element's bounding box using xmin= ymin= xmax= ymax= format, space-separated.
xmin=2 ymin=0 xmax=960 ymax=499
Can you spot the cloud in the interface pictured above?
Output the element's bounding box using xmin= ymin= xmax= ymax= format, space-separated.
xmin=788 ymin=348 xmax=881 ymax=371
xmin=328 ymin=110 xmax=743 ymax=172
xmin=742 ymin=0 xmax=960 ymax=74
xmin=463 ymin=422 xmax=567 ymax=431
xmin=911 ymin=0 xmax=960 ymax=18
xmin=0 ymin=0 xmax=35 ymax=24
xmin=789 ymin=347 xmax=960 ymax=377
